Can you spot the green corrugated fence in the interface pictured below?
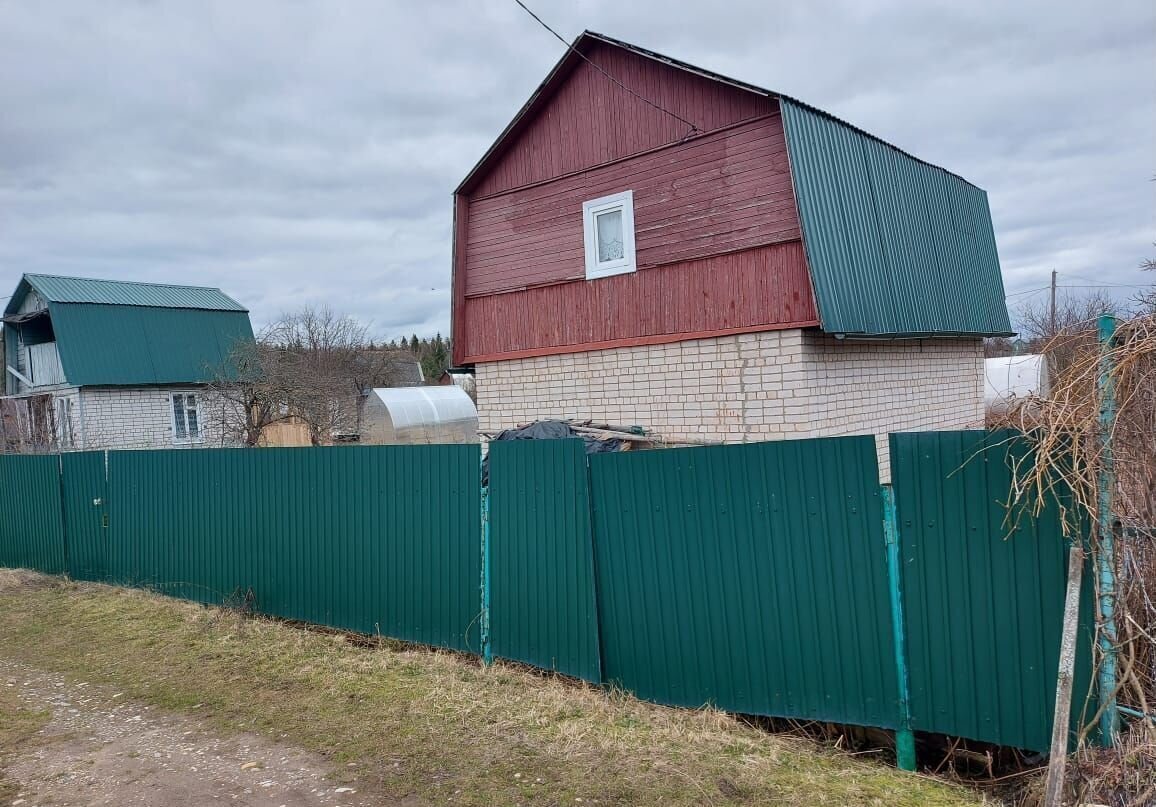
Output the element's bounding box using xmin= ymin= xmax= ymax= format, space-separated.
xmin=105 ymin=445 xmax=481 ymax=652
xmin=488 ymin=439 xmax=601 ymax=682
xmin=60 ymin=451 xmax=107 ymax=581
xmin=0 ymin=433 xmax=1094 ymax=755
xmin=0 ymin=453 xmax=66 ymax=574
xmin=890 ymin=431 xmax=1095 ymax=752
xmin=590 ymin=438 xmax=899 ymax=728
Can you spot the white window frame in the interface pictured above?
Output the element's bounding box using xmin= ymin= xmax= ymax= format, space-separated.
xmin=170 ymin=392 xmax=203 ymax=444
xmin=582 ymin=190 xmax=637 ymax=280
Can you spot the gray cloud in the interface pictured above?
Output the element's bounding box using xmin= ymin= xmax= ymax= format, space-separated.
xmin=1 ymin=0 xmax=1152 ymax=338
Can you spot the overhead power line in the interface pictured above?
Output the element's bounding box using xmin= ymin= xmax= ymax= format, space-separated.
xmin=1006 ymin=286 xmax=1050 ymax=299
xmin=512 ymin=0 xmax=702 ymax=137
xmin=1006 ymin=283 xmax=1151 ymax=301
xmin=1064 ymin=272 xmax=1151 ymax=289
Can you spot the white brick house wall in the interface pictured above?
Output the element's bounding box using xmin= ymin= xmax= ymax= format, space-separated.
xmin=475 ymin=329 xmax=984 ymax=481
xmin=74 ymin=387 xmax=234 ymax=450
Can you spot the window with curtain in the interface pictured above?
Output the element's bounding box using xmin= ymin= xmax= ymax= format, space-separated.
xmin=582 ymin=190 xmax=636 ymax=279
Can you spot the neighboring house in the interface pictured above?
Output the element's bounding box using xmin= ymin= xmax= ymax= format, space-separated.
xmin=451 ymin=31 xmax=1013 ymax=478
xmin=375 ymin=352 xmax=425 ymax=386
xmin=437 ymin=368 xmax=477 ymax=400
xmin=1 ymin=274 xmax=254 ymax=451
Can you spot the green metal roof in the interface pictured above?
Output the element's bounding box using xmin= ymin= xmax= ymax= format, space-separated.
xmin=46 ymin=303 xmax=254 ymax=386
xmin=780 ymin=99 xmax=1013 ymax=337
xmin=7 ymin=274 xmax=246 ymax=315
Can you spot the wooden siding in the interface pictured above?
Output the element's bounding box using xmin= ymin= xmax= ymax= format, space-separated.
xmin=458 ymin=242 xmax=817 ymax=362
xmin=470 ymin=42 xmax=775 ymax=198
xmin=464 ymin=115 xmax=799 ymax=297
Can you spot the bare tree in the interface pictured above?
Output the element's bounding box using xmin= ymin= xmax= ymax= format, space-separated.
xmin=1015 ymin=289 xmax=1120 ymax=376
xmin=206 ymin=306 xmax=411 ymax=446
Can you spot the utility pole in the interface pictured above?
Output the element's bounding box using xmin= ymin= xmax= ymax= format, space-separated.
xmin=1050 ymin=269 xmax=1057 ymax=337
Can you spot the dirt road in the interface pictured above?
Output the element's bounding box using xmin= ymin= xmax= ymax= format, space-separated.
xmin=1 ymin=660 xmax=382 ymax=807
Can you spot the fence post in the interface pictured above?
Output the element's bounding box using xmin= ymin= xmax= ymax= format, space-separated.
xmin=881 ymin=484 xmax=916 ymax=771
xmin=1096 ymin=313 xmax=1118 ymax=745
xmin=480 ymin=454 xmax=492 ymax=666
xmin=56 ymin=452 xmax=71 ymax=577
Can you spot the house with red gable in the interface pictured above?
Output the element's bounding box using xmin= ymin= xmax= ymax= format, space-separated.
xmin=451 ymin=31 xmax=1012 ymax=478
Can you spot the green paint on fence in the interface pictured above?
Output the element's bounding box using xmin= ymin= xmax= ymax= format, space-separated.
xmin=105 ymin=445 xmax=481 ymax=652
xmin=0 ymin=454 xmax=66 ymax=574
xmin=61 ymin=451 xmax=108 ymax=581
xmin=0 ymin=433 xmax=1096 ymax=753
xmin=589 ymin=437 xmax=900 ymax=728
xmin=488 ymin=439 xmax=601 ymax=683
xmin=890 ymin=430 xmax=1095 ymax=752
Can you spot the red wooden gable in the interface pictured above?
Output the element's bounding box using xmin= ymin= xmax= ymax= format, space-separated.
xmin=452 ymin=34 xmax=817 ymax=364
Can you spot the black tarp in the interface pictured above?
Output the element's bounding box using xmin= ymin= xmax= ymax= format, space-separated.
xmin=482 ymin=420 xmax=626 ymax=484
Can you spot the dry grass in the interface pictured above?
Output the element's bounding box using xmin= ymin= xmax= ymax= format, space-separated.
xmin=0 ymin=570 xmax=986 ymax=806
xmin=0 ymin=671 xmax=49 ymax=801
xmin=992 ymin=313 xmax=1156 ymax=729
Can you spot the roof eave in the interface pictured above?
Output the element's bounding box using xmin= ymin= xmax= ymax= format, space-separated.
xmin=830 ymin=330 xmax=1017 ymax=340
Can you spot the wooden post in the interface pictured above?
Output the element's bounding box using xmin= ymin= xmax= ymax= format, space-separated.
xmin=1042 ymin=544 xmax=1085 ymax=807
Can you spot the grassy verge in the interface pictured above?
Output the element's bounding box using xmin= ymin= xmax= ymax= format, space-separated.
xmin=0 ymin=570 xmax=986 ymax=806
xmin=0 ymin=675 xmax=50 ymax=801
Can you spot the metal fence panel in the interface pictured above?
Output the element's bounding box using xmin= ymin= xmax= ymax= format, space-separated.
xmin=589 ymin=437 xmax=899 ymax=728
xmin=890 ymin=430 xmax=1095 ymax=752
xmin=0 ymin=454 xmax=65 ymax=574
xmin=106 ymin=445 xmax=481 ymax=652
xmin=61 ymin=451 xmax=108 ymax=581
xmin=488 ymin=439 xmax=601 ymax=682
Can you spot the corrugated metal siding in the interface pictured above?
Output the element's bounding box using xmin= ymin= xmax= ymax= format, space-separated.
xmin=470 ymin=42 xmax=774 ymax=198
xmin=0 ymin=454 xmax=65 ymax=573
xmin=105 ymin=446 xmax=481 ymax=652
xmin=780 ymin=99 xmax=1012 ymax=337
xmin=589 ymin=438 xmax=899 ymax=728
xmin=890 ymin=431 xmax=1094 ymax=751
xmin=48 ymin=304 xmax=255 ymax=385
xmin=61 ymin=451 xmax=108 ymax=581
xmin=22 ymin=274 xmax=246 ymax=311
xmin=465 ymin=115 xmax=798 ymax=296
xmin=488 ymin=440 xmax=601 ymax=682
xmin=460 ymin=242 xmax=816 ymax=361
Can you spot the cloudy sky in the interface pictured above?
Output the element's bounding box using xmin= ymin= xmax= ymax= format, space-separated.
xmin=1 ymin=1 xmax=1153 ymax=338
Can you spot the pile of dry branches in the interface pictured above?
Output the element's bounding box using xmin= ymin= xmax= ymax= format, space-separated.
xmin=993 ymin=312 xmax=1156 ymax=744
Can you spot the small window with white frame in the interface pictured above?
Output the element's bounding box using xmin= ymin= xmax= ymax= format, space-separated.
xmin=583 ymin=190 xmax=636 ymax=280
xmin=171 ymin=392 xmax=202 ymax=442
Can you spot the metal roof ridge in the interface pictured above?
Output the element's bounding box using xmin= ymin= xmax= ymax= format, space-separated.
xmin=22 ymin=273 xmax=248 ymax=312
xmin=24 ymin=272 xmax=235 ymax=295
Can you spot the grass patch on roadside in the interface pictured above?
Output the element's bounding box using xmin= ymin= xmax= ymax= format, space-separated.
xmin=0 ymin=676 xmax=50 ymax=801
xmin=0 ymin=570 xmax=988 ymax=806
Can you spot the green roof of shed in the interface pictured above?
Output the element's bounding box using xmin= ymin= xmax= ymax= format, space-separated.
xmin=780 ymin=99 xmax=1013 ymax=337
xmin=8 ymin=274 xmax=246 ymax=313
xmin=4 ymin=274 xmax=254 ymax=386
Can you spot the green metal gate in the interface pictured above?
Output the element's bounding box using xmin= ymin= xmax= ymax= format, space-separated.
xmin=62 ymin=451 xmax=108 ymax=581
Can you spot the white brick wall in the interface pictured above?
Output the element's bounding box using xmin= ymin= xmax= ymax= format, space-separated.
xmin=76 ymin=387 xmax=234 ymax=450
xmin=475 ymin=329 xmax=984 ymax=481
